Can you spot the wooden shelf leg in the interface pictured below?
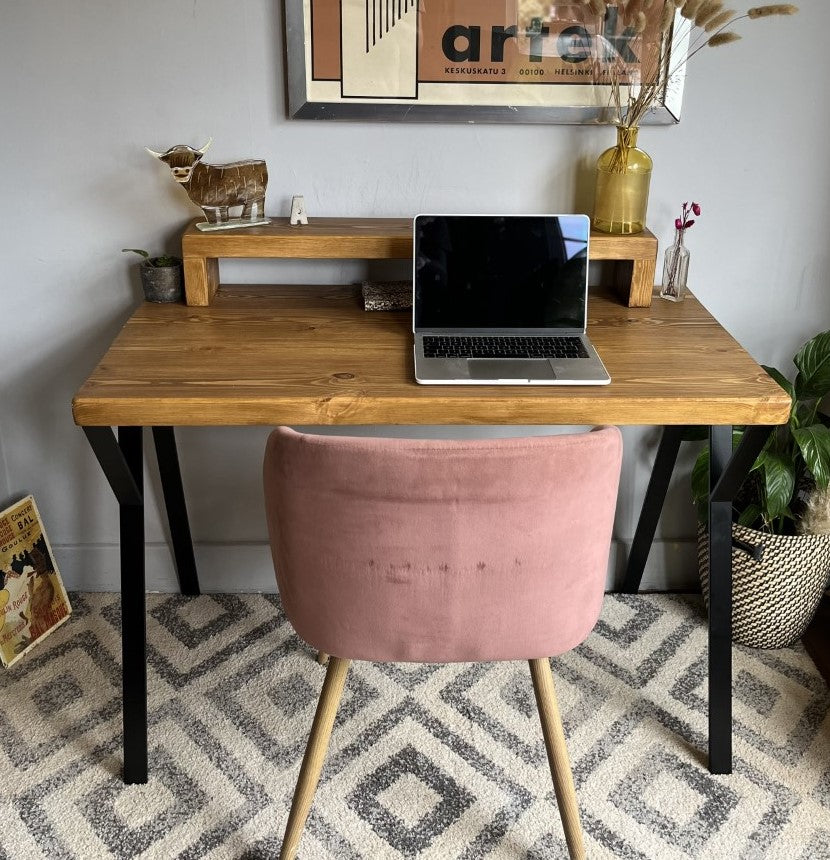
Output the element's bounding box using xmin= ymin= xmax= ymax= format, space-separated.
xmin=183 ymin=256 xmax=219 ymax=306
xmin=628 ymin=257 xmax=657 ymax=307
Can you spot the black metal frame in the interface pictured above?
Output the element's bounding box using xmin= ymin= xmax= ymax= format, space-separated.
xmin=83 ymin=425 xmax=199 ymax=784
xmin=84 ymin=420 xmax=773 ymax=781
xmin=622 ymin=424 xmax=774 ymax=774
xmin=151 ymin=427 xmax=200 ymax=596
xmin=622 ymin=426 xmax=685 ymax=595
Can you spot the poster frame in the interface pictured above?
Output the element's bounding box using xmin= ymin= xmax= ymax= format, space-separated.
xmin=285 ymin=0 xmax=687 ymax=124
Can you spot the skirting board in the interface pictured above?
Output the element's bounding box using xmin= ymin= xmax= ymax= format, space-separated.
xmin=53 ymin=540 xmax=700 ymax=593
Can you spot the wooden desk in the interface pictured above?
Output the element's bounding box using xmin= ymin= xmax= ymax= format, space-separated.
xmin=72 ymin=284 xmax=790 ymax=784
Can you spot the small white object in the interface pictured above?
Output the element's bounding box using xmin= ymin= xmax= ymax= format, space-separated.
xmin=290 ymin=195 xmax=308 ymax=226
xmin=195 ymin=217 xmax=270 ymax=232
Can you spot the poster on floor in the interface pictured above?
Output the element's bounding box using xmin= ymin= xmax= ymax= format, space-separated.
xmin=0 ymin=495 xmax=71 ymax=668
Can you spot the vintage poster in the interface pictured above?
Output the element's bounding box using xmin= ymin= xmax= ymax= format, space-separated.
xmin=287 ymin=0 xmax=685 ymax=122
xmin=0 ymin=496 xmax=71 ymax=668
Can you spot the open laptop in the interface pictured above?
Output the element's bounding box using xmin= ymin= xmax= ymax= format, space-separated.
xmin=413 ymin=214 xmax=610 ymax=385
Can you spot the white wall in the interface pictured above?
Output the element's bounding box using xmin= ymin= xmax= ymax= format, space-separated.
xmin=1 ymin=1 xmax=826 ymax=592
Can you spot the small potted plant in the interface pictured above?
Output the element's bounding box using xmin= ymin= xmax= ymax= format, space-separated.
xmin=692 ymin=329 xmax=830 ymax=647
xmin=122 ymin=248 xmax=183 ymax=303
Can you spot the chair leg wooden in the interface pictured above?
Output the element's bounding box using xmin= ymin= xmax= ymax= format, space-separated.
xmin=280 ymin=656 xmax=350 ymax=860
xmin=529 ymin=658 xmax=586 ymax=860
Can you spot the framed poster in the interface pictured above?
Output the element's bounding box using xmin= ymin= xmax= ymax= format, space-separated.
xmin=285 ymin=1 xmax=687 ymax=123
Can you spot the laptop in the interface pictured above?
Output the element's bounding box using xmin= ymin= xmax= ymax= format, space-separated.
xmin=413 ymin=214 xmax=610 ymax=385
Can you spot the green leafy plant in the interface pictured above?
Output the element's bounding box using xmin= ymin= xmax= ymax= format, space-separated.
xmin=692 ymin=329 xmax=830 ymax=534
xmin=122 ymin=248 xmax=181 ymax=267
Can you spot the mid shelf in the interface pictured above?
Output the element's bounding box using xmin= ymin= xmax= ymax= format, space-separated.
xmin=181 ymin=217 xmax=657 ymax=307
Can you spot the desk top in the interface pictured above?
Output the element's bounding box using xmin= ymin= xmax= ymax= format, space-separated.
xmin=72 ymin=285 xmax=790 ymax=427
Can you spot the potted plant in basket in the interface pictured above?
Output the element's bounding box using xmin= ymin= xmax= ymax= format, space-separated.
xmin=122 ymin=248 xmax=183 ymax=303
xmin=692 ymin=329 xmax=830 ymax=647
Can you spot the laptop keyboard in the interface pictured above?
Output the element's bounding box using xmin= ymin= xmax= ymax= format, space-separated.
xmin=423 ymin=335 xmax=589 ymax=359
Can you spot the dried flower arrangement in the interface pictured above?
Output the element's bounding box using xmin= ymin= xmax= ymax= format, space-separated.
xmin=661 ymin=200 xmax=701 ymax=298
xmin=797 ymin=486 xmax=830 ymax=536
xmin=577 ymin=1 xmax=800 ymax=127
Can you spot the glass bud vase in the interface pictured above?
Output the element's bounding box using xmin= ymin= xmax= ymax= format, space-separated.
xmin=659 ymin=230 xmax=690 ymax=301
xmin=592 ymin=126 xmax=653 ymax=235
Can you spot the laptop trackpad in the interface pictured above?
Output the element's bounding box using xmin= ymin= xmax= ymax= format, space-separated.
xmin=468 ymin=359 xmax=555 ymax=381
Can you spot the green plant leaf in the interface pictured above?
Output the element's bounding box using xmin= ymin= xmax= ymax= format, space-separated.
xmin=761 ymin=365 xmax=795 ymax=415
xmin=769 ymin=507 xmax=795 ymax=535
xmin=690 ymin=448 xmax=709 ymax=511
xmin=757 ymin=450 xmax=795 ymax=520
xmin=122 ymin=248 xmax=149 ymax=260
xmin=794 ymin=330 xmax=830 ymax=399
xmin=730 ymin=427 xmax=747 ymax=452
xmin=793 ymin=424 xmax=830 ymax=489
xmin=691 ymin=428 xmax=761 ymax=523
xmin=150 ymin=255 xmax=181 ymax=268
xmin=736 ymin=502 xmax=762 ymax=528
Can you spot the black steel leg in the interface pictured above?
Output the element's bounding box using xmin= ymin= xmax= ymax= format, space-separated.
xmin=82 ymin=427 xmax=143 ymax=507
xmin=707 ymin=425 xmax=733 ymax=774
xmin=709 ymin=426 xmax=774 ymax=506
xmin=119 ymin=427 xmax=148 ymax=785
xmin=706 ymin=424 xmax=774 ymax=774
xmin=151 ymin=427 xmax=200 ymax=596
xmin=622 ymin=426 xmax=685 ymax=593
xmin=83 ymin=426 xmax=148 ymax=784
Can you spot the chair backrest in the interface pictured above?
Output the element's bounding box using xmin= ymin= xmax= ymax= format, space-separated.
xmin=263 ymin=427 xmax=622 ymax=663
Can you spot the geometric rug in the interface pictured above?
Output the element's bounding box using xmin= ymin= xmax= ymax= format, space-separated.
xmin=1 ymin=593 xmax=829 ymax=859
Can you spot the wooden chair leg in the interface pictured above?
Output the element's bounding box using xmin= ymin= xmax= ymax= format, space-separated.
xmin=280 ymin=656 xmax=350 ymax=860
xmin=529 ymin=658 xmax=586 ymax=860
xmin=315 ymin=650 xmax=329 ymax=666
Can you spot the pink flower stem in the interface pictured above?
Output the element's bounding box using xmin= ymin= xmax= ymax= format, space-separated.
xmin=665 ymin=232 xmax=683 ymax=295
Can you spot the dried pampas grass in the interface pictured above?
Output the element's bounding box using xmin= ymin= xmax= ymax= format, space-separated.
xmin=798 ymin=486 xmax=830 ymax=536
xmin=660 ymin=0 xmax=677 ymax=32
xmin=748 ymin=4 xmax=798 ymax=17
xmin=707 ymin=30 xmax=742 ymax=44
xmin=695 ymin=0 xmax=725 ymax=27
xmin=682 ymin=0 xmax=706 ymax=19
xmin=583 ymin=0 xmax=798 ymax=127
xmin=706 ymin=8 xmax=736 ymax=30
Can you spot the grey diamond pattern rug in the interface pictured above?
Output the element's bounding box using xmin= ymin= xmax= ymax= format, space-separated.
xmin=1 ymin=593 xmax=829 ymax=859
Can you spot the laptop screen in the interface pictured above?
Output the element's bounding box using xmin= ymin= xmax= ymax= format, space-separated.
xmin=414 ymin=214 xmax=589 ymax=332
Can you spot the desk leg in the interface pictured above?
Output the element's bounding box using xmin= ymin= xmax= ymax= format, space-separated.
xmin=707 ymin=424 xmax=773 ymax=774
xmin=622 ymin=426 xmax=685 ymax=593
xmin=151 ymin=427 xmax=200 ymax=596
xmin=83 ymin=426 xmax=148 ymax=785
xmin=708 ymin=426 xmax=733 ymax=774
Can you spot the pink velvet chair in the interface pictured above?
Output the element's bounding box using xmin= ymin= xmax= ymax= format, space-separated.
xmin=263 ymin=426 xmax=622 ymax=860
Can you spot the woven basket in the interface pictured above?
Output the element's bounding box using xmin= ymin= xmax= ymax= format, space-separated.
xmin=698 ymin=523 xmax=830 ymax=649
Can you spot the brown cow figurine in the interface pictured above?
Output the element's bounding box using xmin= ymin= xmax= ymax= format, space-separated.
xmin=146 ymin=138 xmax=270 ymax=230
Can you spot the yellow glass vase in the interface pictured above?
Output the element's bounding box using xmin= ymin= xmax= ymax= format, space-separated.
xmin=592 ymin=126 xmax=652 ymax=235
